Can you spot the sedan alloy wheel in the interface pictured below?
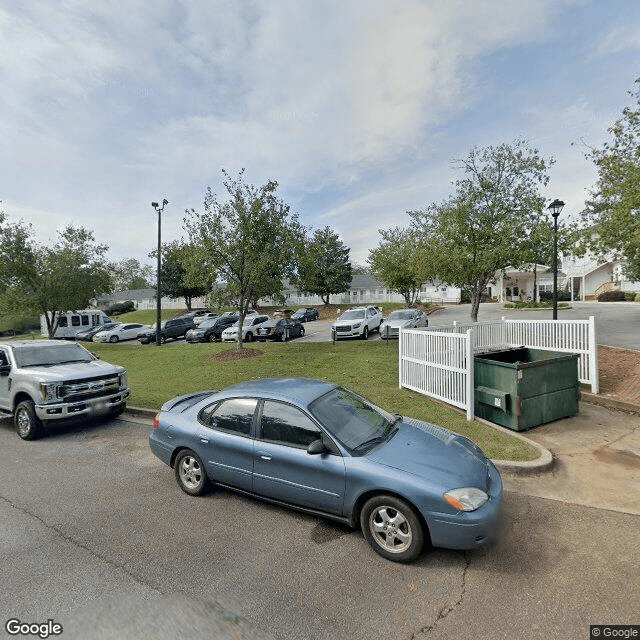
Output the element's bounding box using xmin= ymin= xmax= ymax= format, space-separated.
xmin=175 ymin=450 xmax=208 ymax=496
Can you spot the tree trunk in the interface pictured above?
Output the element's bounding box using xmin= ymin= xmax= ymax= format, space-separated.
xmin=533 ymin=264 xmax=538 ymax=303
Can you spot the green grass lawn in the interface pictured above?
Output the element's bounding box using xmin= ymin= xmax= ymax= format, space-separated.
xmin=90 ymin=339 xmax=539 ymax=462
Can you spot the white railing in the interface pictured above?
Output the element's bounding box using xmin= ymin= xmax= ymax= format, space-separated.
xmin=399 ymin=329 xmax=475 ymax=420
xmin=399 ymin=316 xmax=599 ymax=420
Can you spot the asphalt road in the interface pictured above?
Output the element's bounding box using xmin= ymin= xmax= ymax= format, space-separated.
xmin=1 ymin=416 xmax=637 ymax=640
xmin=426 ymin=301 xmax=640 ymax=350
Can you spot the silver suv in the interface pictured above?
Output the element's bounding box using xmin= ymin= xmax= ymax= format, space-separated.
xmin=332 ymin=306 xmax=383 ymax=340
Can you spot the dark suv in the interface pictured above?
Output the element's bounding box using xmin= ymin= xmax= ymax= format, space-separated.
xmin=137 ymin=317 xmax=195 ymax=344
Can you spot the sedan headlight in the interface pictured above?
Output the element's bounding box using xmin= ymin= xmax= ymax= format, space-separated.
xmin=443 ymin=488 xmax=489 ymax=512
xmin=40 ymin=382 xmax=60 ymax=402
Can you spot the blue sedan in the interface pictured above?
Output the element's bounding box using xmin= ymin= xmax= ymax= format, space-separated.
xmin=149 ymin=378 xmax=503 ymax=563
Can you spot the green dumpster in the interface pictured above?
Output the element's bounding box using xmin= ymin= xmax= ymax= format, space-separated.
xmin=474 ymin=347 xmax=580 ymax=431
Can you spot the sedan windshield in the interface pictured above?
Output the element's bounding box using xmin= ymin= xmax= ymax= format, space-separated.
xmin=339 ymin=310 xmax=365 ymax=321
xmin=309 ymin=387 xmax=399 ymax=456
xmin=13 ymin=343 xmax=95 ymax=367
xmin=389 ymin=310 xmax=415 ymax=320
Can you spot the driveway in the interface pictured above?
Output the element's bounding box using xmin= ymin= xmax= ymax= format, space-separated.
xmin=0 ymin=415 xmax=637 ymax=640
xmin=428 ymin=301 xmax=640 ymax=350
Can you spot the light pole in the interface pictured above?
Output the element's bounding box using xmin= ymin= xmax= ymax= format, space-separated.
xmin=151 ymin=199 xmax=168 ymax=346
xmin=548 ymin=198 xmax=565 ymax=320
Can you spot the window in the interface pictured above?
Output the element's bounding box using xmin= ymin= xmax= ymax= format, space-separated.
xmin=260 ymin=401 xmax=321 ymax=448
xmin=71 ymin=315 xmax=81 ymax=326
xmin=81 ymin=315 xmax=89 ymax=326
xmin=200 ymin=398 xmax=257 ymax=435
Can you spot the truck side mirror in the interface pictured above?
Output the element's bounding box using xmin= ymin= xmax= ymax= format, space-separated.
xmin=0 ymin=364 xmax=11 ymax=376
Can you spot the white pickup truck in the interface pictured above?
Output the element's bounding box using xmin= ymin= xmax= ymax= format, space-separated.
xmin=0 ymin=340 xmax=130 ymax=440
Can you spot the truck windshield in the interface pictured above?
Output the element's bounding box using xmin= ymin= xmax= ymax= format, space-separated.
xmin=13 ymin=343 xmax=95 ymax=367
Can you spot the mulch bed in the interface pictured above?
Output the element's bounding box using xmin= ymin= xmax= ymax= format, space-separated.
xmin=209 ymin=348 xmax=263 ymax=362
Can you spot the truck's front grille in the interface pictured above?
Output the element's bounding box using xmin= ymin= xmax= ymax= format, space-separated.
xmin=59 ymin=375 xmax=121 ymax=401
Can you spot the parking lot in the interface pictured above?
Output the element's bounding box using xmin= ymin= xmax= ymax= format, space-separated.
xmin=1 ymin=413 xmax=637 ymax=640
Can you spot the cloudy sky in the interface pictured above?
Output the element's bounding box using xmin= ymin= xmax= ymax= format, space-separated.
xmin=2 ymin=1 xmax=639 ymax=269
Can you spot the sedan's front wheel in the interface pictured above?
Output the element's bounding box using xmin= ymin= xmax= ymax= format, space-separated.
xmin=109 ymin=335 xmax=119 ymax=343
xmin=174 ymin=450 xmax=209 ymax=496
xmin=360 ymin=495 xmax=424 ymax=562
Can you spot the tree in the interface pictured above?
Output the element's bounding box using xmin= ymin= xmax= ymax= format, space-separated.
xmin=111 ymin=258 xmax=154 ymax=291
xmin=295 ymin=226 xmax=351 ymax=305
xmin=367 ymin=227 xmax=425 ymax=306
xmin=582 ymin=78 xmax=640 ymax=279
xmin=0 ymin=219 xmax=112 ymax=338
xmin=157 ymin=240 xmax=212 ymax=311
xmin=410 ymin=141 xmax=552 ymax=321
xmin=184 ymin=170 xmax=300 ymax=347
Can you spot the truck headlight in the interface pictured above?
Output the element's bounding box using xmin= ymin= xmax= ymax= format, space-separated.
xmin=40 ymin=382 xmax=60 ymax=402
xmin=119 ymin=372 xmax=128 ymax=388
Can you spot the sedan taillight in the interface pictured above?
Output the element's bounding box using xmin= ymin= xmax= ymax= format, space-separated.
xmin=153 ymin=413 xmax=160 ymax=429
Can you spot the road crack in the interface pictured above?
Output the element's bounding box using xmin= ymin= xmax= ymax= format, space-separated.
xmin=412 ymin=552 xmax=470 ymax=638
xmin=0 ymin=494 xmax=164 ymax=596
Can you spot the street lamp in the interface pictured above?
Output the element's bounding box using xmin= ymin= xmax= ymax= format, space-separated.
xmin=548 ymin=198 xmax=565 ymax=320
xmin=151 ymin=199 xmax=168 ymax=346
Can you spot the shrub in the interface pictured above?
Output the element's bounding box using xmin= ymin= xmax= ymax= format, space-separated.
xmin=597 ymin=290 xmax=626 ymax=302
xmin=539 ymin=289 xmax=571 ymax=302
xmin=635 ymin=293 xmax=640 ymax=303
xmin=624 ymin=291 xmax=636 ymax=301
xmin=106 ymin=300 xmax=136 ymax=315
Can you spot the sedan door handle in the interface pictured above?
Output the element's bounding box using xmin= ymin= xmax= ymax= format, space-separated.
xmin=200 ymin=438 xmax=209 ymax=444
xmin=260 ymin=455 xmax=271 ymax=461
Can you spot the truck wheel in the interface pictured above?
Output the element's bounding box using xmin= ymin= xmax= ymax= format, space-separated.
xmin=15 ymin=399 xmax=42 ymax=440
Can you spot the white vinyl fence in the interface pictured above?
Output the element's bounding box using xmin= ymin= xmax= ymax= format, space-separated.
xmin=399 ymin=316 xmax=598 ymax=421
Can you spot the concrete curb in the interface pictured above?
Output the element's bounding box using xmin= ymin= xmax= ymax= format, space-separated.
xmin=124 ymin=406 xmax=157 ymax=420
xmin=125 ymin=405 xmax=554 ymax=476
xmin=582 ymin=391 xmax=640 ymax=416
xmin=480 ymin=417 xmax=555 ymax=476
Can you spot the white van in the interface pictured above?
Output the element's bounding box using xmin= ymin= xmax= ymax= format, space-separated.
xmin=40 ymin=310 xmax=112 ymax=339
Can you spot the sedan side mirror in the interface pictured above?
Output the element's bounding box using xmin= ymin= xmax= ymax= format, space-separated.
xmin=307 ymin=439 xmax=327 ymax=455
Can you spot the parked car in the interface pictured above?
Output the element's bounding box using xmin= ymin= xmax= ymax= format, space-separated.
xmin=185 ymin=316 xmax=238 ymax=343
xmin=332 ymin=306 xmax=383 ymax=340
xmin=291 ymin=308 xmax=319 ymax=322
xmin=137 ymin=317 xmax=195 ymax=344
xmin=193 ymin=312 xmax=219 ymax=326
xmin=178 ymin=309 xmax=212 ymax=321
xmin=381 ymin=309 xmax=428 ymax=339
xmin=93 ymin=323 xmax=148 ymax=343
xmin=75 ymin=322 xmax=119 ymax=342
xmin=221 ymin=315 xmax=270 ymax=343
xmin=149 ymin=378 xmax=503 ymax=563
xmin=255 ymin=318 xmax=305 ymax=342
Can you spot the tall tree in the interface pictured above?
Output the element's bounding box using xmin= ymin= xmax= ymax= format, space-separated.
xmin=295 ymin=226 xmax=351 ymax=305
xmin=368 ymin=227 xmax=425 ymax=306
xmin=581 ymin=78 xmax=640 ymax=279
xmin=0 ymin=219 xmax=112 ymax=338
xmin=111 ymin=258 xmax=154 ymax=291
xmin=184 ymin=170 xmax=300 ymax=346
xmin=156 ymin=240 xmax=212 ymax=311
xmin=411 ymin=141 xmax=552 ymax=321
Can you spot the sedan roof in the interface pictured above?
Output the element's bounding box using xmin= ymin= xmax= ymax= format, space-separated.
xmin=217 ymin=377 xmax=338 ymax=407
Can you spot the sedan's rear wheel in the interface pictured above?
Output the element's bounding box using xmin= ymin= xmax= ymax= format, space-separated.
xmin=360 ymin=495 xmax=424 ymax=562
xmin=175 ymin=450 xmax=208 ymax=496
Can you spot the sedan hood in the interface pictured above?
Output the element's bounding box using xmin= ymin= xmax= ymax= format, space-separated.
xmin=367 ymin=418 xmax=490 ymax=490
xmin=385 ymin=319 xmax=413 ymax=329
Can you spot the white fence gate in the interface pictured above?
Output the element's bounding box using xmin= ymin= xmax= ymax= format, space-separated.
xmin=399 ymin=316 xmax=598 ymax=421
